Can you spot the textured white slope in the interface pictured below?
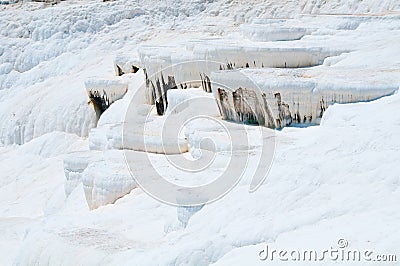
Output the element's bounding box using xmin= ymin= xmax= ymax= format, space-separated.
xmin=82 ymin=150 xmax=136 ymax=210
xmin=9 ymin=92 xmax=400 ymax=265
xmin=0 ymin=132 xmax=88 ymax=218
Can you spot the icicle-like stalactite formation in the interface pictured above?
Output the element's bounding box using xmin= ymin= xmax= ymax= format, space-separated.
xmin=85 ymin=79 xmax=128 ymax=118
xmin=274 ymin=92 xmax=293 ymax=128
xmin=215 ymin=86 xmax=276 ymax=127
xmin=138 ymin=44 xmax=339 ymax=116
xmin=145 ymin=70 xmax=180 ymax=115
xmin=200 ymin=73 xmax=212 ymax=93
xmin=113 ymin=55 xmax=142 ymax=76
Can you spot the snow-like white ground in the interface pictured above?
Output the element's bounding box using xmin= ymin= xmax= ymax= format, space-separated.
xmin=0 ymin=0 xmax=399 ymax=265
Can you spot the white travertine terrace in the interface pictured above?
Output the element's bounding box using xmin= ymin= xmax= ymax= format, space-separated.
xmin=211 ymin=71 xmax=397 ymax=127
xmin=84 ymin=79 xmax=129 ymax=116
xmin=240 ymin=24 xmax=309 ymax=42
xmin=113 ymin=54 xmax=142 ymax=76
xmin=1 ymin=0 xmax=400 ymax=263
xmin=139 ymin=42 xmax=340 ymax=115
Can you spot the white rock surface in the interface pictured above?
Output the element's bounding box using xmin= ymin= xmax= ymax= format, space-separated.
xmin=0 ymin=0 xmax=399 ymax=265
xmin=240 ymin=24 xmax=309 ymax=42
xmin=82 ymin=150 xmax=136 ymax=210
xmin=63 ymin=151 xmax=102 ymax=197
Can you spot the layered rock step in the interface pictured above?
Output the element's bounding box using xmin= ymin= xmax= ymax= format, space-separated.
xmin=139 ymin=41 xmax=340 ymax=115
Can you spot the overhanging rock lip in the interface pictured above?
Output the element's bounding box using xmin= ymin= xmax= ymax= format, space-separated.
xmin=85 ymin=78 xmax=129 ymax=116
xmin=113 ymin=54 xmax=143 ymax=76
xmin=210 ymin=70 xmax=398 ymax=129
